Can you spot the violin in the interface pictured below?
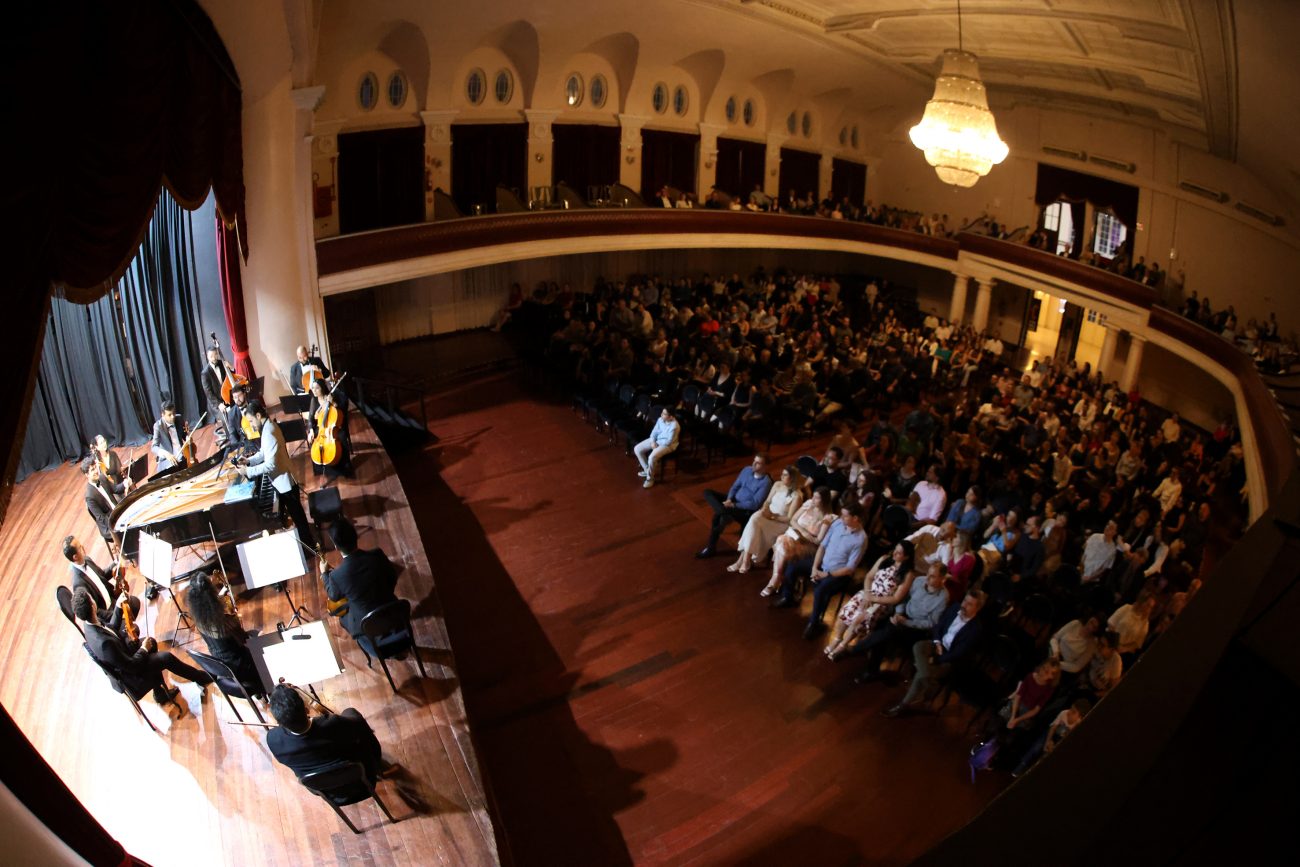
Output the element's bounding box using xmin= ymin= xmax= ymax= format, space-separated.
xmin=177 ymin=412 xmax=207 ymax=466
xmin=310 ymin=372 xmax=348 ymax=467
xmin=210 ymin=331 xmax=249 ymax=404
xmin=111 ymin=558 xmax=142 ymax=643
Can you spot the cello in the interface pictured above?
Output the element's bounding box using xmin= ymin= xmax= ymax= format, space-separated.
xmin=210 ymin=331 xmax=249 ymax=404
xmin=310 ymin=373 xmax=348 ymax=467
xmin=300 ymin=343 xmax=327 ymax=392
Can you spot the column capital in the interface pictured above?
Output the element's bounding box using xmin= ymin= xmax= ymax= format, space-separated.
xmin=290 ymin=85 xmax=326 ymax=113
xmin=1128 ymin=331 xmax=1148 ymax=345
xmin=524 ymin=109 xmax=561 ymax=141
xmin=420 ymin=110 xmax=459 ymax=145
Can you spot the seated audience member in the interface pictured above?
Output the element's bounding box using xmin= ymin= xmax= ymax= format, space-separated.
xmin=634 ymin=407 xmax=680 ymax=489
xmin=1074 ymin=631 xmax=1123 ymax=699
xmin=186 ymin=572 xmax=263 ymax=697
xmin=807 ymin=447 xmax=850 ymax=496
xmin=696 ymin=455 xmax=773 ymax=558
xmin=945 ymin=532 xmax=977 ymax=599
xmin=945 ymin=485 xmax=984 ymax=538
xmin=851 ymin=562 xmax=951 ymax=682
xmin=771 ymin=503 xmax=869 ymax=641
xmin=979 ymin=509 xmax=1022 ymax=573
xmin=905 ymin=521 xmax=957 ymax=573
xmin=883 ymin=589 xmax=986 ymax=717
xmin=762 ymin=487 xmax=836 ymax=597
xmin=63 ymin=535 xmax=141 ymax=641
xmin=1080 ymin=520 xmax=1123 ymax=585
xmin=986 ymin=659 xmax=1061 ymax=747
xmin=825 ymin=541 xmax=917 ymax=660
xmin=1048 ymin=614 xmax=1101 ymax=689
xmin=323 ymin=517 xmax=400 ymax=641
xmin=912 ymin=463 xmax=948 ymax=524
xmin=73 ymin=587 xmax=213 ymax=707
xmin=267 ymin=684 xmax=394 ymax=784
xmin=1108 ymin=594 xmax=1155 ymax=663
xmin=728 ymin=466 xmax=803 ymax=574
xmin=1012 ymin=699 xmax=1091 ymax=777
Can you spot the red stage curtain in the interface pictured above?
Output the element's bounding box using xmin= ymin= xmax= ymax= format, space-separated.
xmin=217 ymin=219 xmax=256 ymax=380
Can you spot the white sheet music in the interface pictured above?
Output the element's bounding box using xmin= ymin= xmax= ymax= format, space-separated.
xmin=137 ymin=530 xmax=174 ymax=586
xmin=237 ymin=530 xmax=307 ymax=589
xmin=261 ymin=621 xmax=343 ymax=685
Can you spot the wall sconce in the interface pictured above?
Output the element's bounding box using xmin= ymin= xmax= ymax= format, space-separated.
xmin=430 ymin=157 xmax=443 ymax=169
xmin=626 ymin=154 xmax=636 ymax=164
xmin=534 ymin=152 xmax=544 ymax=162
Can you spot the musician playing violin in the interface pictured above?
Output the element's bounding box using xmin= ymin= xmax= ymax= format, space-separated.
xmin=309 ymin=377 xmax=352 ymax=481
xmin=289 ymin=345 xmax=329 ymax=396
xmin=89 ymin=435 xmax=127 ymax=487
xmin=62 ymin=534 xmax=141 ymax=643
xmin=83 ymin=457 xmax=129 ymax=548
xmin=150 ymin=401 xmax=191 ymax=472
xmin=267 ymin=683 xmax=397 ymax=784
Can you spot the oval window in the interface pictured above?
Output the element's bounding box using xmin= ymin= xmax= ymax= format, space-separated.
xmin=466 ymin=68 xmax=486 ymax=105
xmin=358 ymin=72 xmax=379 ymax=111
xmin=742 ymin=99 xmax=755 ymax=126
xmin=652 ymin=82 xmax=668 ymax=114
xmin=851 ymin=125 xmax=860 ymax=149
xmin=801 ymin=111 xmax=812 ymax=137
xmin=494 ymin=69 xmax=514 ymax=104
xmin=673 ymin=85 xmax=689 ymax=116
xmin=786 ymin=111 xmax=797 ymax=134
xmin=565 ymin=73 xmax=584 ymax=107
xmin=839 ymin=126 xmax=848 ymax=146
xmin=591 ymin=74 xmax=608 ymax=108
xmin=725 ymin=96 xmax=736 ymax=123
xmin=387 ymin=71 xmax=408 ymax=108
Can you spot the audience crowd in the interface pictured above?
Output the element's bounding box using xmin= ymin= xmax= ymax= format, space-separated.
xmin=504 ymin=258 xmax=1246 ymax=778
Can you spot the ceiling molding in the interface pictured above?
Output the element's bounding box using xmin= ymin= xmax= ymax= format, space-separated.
xmin=1184 ymin=0 xmax=1239 ymax=160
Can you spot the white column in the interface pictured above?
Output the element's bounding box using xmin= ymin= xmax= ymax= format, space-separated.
xmin=420 ymin=110 xmax=457 ymax=220
xmin=525 ymin=109 xmax=559 ymax=202
xmin=290 ymin=86 xmax=328 ymax=362
xmin=1121 ymin=333 xmax=1146 ymax=391
xmin=949 ymin=274 xmax=969 ymax=324
xmin=698 ymin=122 xmax=724 ymax=198
xmin=308 ymin=118 xmax=342 ymax=240
xmin=1098 ymin=325 xmax=1119 ymax=382
xmin=765 ymin=135 xmax=786 ymax=199
xmin=819 ymin=152 xmax=835 ymax=202
xmin=617 ymin=114 xmax=646 ymax=193
xmin=972 ymin=278 xmax=994 ymax=333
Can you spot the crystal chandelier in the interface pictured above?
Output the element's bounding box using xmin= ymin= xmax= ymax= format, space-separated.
xmin=908 ymin=4 xmax=1008 ymax=188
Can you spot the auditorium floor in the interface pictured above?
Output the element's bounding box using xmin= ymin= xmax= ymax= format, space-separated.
xmin=395 ymin=369 xmax=1006 ymax=866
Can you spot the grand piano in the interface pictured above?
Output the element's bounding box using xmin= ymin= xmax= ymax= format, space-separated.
xmin=109 ymin=448 xmax=282 ymax=565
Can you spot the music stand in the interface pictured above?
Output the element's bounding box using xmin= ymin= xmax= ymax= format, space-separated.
xmin=248 ymin=620 xmax=344 ymax=699
xmin=238 ymin=530 xmax=311 ymax=627
xmin=280 ymin=417 xmax=309 ymax=457
xmin=138 ymin=530 xmax=193 ymax=644
xmin=281 ymin=394 xmax=313 ymax=415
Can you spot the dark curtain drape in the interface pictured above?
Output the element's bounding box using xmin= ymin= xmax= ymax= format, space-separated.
xmin=2 ymin=0 xmax=244 ymax=516
xmin=552 ymin=124 xmax=621 ymax=199
xmin=831 ymin=158 xmax=867 ymax=206
xmin=451 ymin=123 xmax=528 ymax=215
xmin=715 ymin=137 xmax=766 ymax=200
xmin=218 ymin=219 xmax=256 ymax=380
xmin=640 ymin=129 xmax=699 ymax=201
xmin=779 ymin=147 xmax=821 ymax=201
xmin=337 ymin=126 xmax=426 ymax=234
xmin=1035 ymin=163 xmax=1139 ymax=235
xmin=18 ymin=193 xmax=213 ymax=479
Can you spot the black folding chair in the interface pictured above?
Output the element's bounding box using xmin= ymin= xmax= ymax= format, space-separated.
xmin=56 ymin=586 xmax=83 ymax=637
xmin=358 ymin=600 xmax=426 ymax=693
xmin=298 ymin=761 xmax=399 ymax=834
xmin=84 ymin=647 xmax=165 ymax=733
xmin=189 ymin=649 xmax=266 ymax=724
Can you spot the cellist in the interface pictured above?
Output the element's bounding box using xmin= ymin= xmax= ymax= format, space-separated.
xmin=289 ymin=345 xmax=329 ymax=396
xmin=309 ymin=376 xmax=351 ymax=483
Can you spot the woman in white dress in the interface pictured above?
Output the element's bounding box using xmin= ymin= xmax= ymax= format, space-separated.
xmin=760 ymin=487 xmax=836 ymax=596
xmin=728 ymin=466 xmax=804 ymax=573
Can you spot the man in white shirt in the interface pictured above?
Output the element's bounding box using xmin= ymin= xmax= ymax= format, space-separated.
xmin=634 ymin=407 xmax=680 ymax=489
xmin=1081 ymin=520 xmax=1124 ymax=584
xmin=239 ymin=400 xmax=315 ymax=550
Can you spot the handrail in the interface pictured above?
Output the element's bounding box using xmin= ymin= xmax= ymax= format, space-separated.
xmin=346 ymin=374 xmax=428 ymax=433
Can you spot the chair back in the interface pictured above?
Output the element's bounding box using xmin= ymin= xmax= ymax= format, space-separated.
xmin=795 ymin=455 xmax=820 ymax=481
xmin=189 ymin=648 xmax=256 ymax=699
xmin=299 ymin=760 xmax=375 ymax=807
xmin=680 ymin=383 xmax=700 ymax=409
xmin=57 ymin=586 xmax=83 ymax=636
xmin=360 ymin=599 xmax=416 ymax=660
xmin=695 ymin=393 xmax=717 ymax=417
xmin=881 ymin=505 xmax=911 ymax=544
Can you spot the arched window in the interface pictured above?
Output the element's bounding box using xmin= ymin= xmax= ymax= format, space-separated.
xmin=565 ymin=73 xmax=584 ymax=107
xmin=358 ymin=72 xmax=378 ymax=111
xmin=466 ymin=68 xmax=486 ymax=105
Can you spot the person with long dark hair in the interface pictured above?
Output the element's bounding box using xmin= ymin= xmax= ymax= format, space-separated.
xmin=186 ymin=572 xmax=262 ymax=696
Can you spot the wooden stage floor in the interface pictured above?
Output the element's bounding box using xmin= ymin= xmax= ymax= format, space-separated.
xmin=0 ymin=417 xmax=499 ymax=866
xmin=395 ymin=370 xmax=1006 ymax=866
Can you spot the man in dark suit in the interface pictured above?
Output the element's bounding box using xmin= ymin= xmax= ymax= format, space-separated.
xmin=222 ymin=384 xmax=259 ymax=456
xmin=323 ymin=517 xmax=398 ymax=639
xmin=72 ymin=587 xmax=212 ymax=705
xmin=266 ymin=684 xmax=391 ymax=783
xmin=83 ymin=458 xmax=127 ymax=548
xmin=63 ymin=535 xmax=140 ymax=640
xmin=201 ymin=346 xmax=235 ymax=446
xmin=150 ymin=401 xmax=190 ymax=472
xmin=288 ymin=345 xmax=329 ymax=396
xmin=883 ymin=589 xmax=986 ymax=717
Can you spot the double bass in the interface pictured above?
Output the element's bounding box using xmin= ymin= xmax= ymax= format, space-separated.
xmin=310 ymin=372 xmax=348 ymax=467
xmin=210 ymin=331 xmax=250 ymax=404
